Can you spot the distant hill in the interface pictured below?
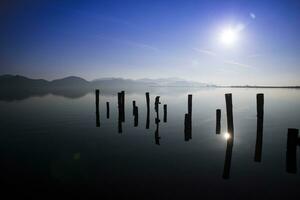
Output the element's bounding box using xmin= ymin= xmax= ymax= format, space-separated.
xmin=0 ymin=75 xmax=49 ymax=88
xmin=0 ymin=74 xmax=212 ymax=89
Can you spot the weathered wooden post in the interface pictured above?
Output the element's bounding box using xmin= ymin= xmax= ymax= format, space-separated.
xmin=146 ymin=92 xmax=150 ymax=129
xmin=132 ymin=100 xmax=136 ymax=115
xmin=95 ymin=89 xmax=100 ymax=127
xmin=225 ymin=93 xmax=234 ymax=136
xmin=188 ymin=94 xmax=192 ymax=118
xmin=184 ymin=94 xmax=192 ymax=141
xmin=154 ymin=96 xmax=161 ymax=145
xmin=117 ymin=92 xmax=123 ymax=133
xmin=254 ymin=94 xmax=264 ymax=162
xmin=163 ymin=104 xmax=167 ymax=123
xmin=121 ymin=91 xmax=125 ymax=122
xmin=223 ymin=93 xmax=234 ymax=179
xmin=216 ymin=109 xmax=221 ymax=134
xmin=155 ymin=96 xmax=161 ymax=123
xmin=286 ymin=128 xmax=299 ymax=173
xmin=106 ymin=102 xmax=110 ymax=119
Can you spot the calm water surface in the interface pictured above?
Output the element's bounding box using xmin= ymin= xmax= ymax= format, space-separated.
xmin=1 ymin=88 xmax=300 ymax=199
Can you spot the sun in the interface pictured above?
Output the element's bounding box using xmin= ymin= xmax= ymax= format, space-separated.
xmin=220 ymin=28 xmax=238 ymax=46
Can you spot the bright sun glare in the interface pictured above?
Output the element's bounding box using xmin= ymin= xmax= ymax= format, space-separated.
xmin=220 ymin=28 xmax=238 ymax=46
xmin=224 ymin=132 xmax=231 ymax=140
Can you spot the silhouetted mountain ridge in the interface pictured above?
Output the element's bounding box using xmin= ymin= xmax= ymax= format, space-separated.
xmin=0 ymin=75 xmax=212 ymax=88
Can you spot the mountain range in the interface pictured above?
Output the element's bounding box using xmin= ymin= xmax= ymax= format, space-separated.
xmin=0 ymin=75 xmax=213 ymax=89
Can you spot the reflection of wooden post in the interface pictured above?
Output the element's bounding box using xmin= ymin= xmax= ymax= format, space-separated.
xmin=134 ymin=106 xmax=138 ymax=127
xmin=163 ymin=104 xmax=167 ymax=123
xmin=255 ymin=94 xmax=264 ymax=162
xmin=106 ymin=102 xmax=110 ymax=119
xmin=223 ymin=136 xmax=233 ymax=179
xmin=286 ymin=128 xmax=299 ymax=173
xmin=95 ymin=90 xmax=100 ymax=127
xmin=184 ymin=114 xmax=189 ymax=141
xmin=146 ymin=92 xmax=150 ymax=129
xmin=216 ymin=109 xmax=221 ymax=134
xmin=225 ymin=94 xmax=234 ymax=136
xmin=118 ymin=117 xmax=122 ymax=133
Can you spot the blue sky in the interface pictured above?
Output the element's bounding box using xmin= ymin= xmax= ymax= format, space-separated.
xmin=1 ymin=0 xmax=300 ymax=85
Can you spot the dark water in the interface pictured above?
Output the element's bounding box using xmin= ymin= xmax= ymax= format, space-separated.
xmin=1 ymin=88 xmax=300 ymax=199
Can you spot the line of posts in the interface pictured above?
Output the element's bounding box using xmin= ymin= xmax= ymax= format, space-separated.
xmin=95 ymin=89 xmax=300 ymax=176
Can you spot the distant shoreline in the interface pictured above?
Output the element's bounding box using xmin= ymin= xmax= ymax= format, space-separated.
xmin=219 ymin=86 xmax=300 ymax=89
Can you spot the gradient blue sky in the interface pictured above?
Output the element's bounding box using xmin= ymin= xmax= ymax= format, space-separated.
xmin=1 ymin=0 xmax=300 ymax=85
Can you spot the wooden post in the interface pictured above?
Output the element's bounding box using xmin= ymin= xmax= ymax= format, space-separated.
xmin=184 ymin=94 xmax=192 ymax=140
xmin=106 ymin=102 xmax=110 ymax=119
xmin=223 ymin=93 xmax=234 ymax=179
xmin=188 ymin=94 xmax=192 ymax=118
xmin=163 ymin=104 xmax=167 ymax=123
xmin=95 ymin=89 xmax=100 ymax=106
xmin=95 ymin=89 xmax=100 ymax=127
xmin=121 ymin=91 xmax=125 ymax=122
xmin=286 ymin=128 xmax=299 ymax=173
xmin=146 ymin=92 xmax=150 ymax=129
xmin=216 ymin=109 xmax=221 ymax=134
xmin=225 ymin=93 xmax=234 ymax=136
xmin=155 ymin=96 xmax=161 ymax=124
xmin=117 ymin=92 xmax=123 ymax=133
xmin=255 ymin=94 xmax=264 ymax=162
xmin=132 ymin=100 xmax=136 ymax=115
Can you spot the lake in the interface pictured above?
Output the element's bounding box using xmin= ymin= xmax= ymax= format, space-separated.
xmin=1 ymin=87 xmax=300 ymax=199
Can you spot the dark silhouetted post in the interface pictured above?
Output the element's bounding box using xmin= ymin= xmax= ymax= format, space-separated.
xmin=286 ymin=128 xmax=299 ymax=173
xmin=216 ymin=109 xmax=221 ymax=134
xmin=223 ymin=93 xmax=234 ymax=179
xmin=146 ymin=92 xmax=150 ymax=129
xmin=155 ymin=96 xmax=161 ymax=123
xmin=132 ymin=100 xmax=138 ymax=127
xmin=188 ymin=94 xmax=192 ymax=118
xmin=154 ymin=96 xmax=161 ymax=145
xmin=184 ymin=95 xmax=192 ymax=141
xmin=132 ymin=100 xmax=136 ymax=115
xmin=163 ymin=104 xmax=167 ymax=122
xmin=121 ymin=91 xmax=125 ymax=122
xmin=188 ymin=95 xmax=192 ymax=137
xmin=106 ymin=102 xmax=110 ymax=119
xmin=225 ymin=93 xmax=234 ymax=136
xmin=117 ymin=92 xmax=123 ymax=133
xmin=254 ymin=94 xmax=264 ymax=162
xmin=95 ymin=89 xmax=100 ymax=127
